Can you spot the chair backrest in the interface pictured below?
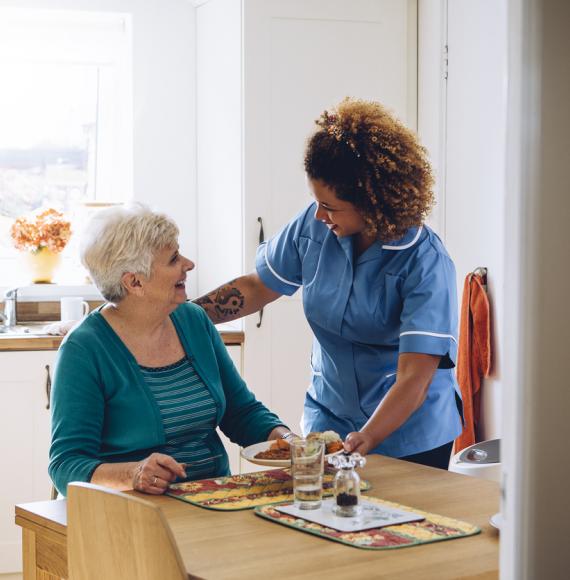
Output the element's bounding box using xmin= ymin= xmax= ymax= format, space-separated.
xmin=67 ymin=482 xmax=188 ymax=580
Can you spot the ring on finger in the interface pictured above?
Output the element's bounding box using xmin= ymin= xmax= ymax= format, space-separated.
xmin=152 ymin=475 xmax=158 ymax=486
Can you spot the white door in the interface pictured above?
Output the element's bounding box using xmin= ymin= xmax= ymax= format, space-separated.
xmin=242 ymin=0 xmax=418 ymax=433
xmin=444 ymin=0 xmax=507 ymax=441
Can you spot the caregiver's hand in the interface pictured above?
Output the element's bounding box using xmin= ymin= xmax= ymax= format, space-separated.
xmin=131 ymin=453 xmax=187 ymax=495
xmin=344 ymin=431 xmax=376 ymax=455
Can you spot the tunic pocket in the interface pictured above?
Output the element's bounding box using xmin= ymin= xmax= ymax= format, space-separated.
xmin=374 ymin=273 xmax=403 ymax=331
xmin=360 ymin=369 xmax=397 ymax=417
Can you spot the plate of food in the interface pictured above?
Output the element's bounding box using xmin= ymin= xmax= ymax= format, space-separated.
xmin=240 ymin=431 xmax=345 ymax=468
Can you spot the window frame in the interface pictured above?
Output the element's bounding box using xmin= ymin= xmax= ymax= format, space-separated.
xmin=0 ymin=8 xmax=133 ymax=290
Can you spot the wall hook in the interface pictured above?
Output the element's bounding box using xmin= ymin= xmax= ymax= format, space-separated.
xmin=472 ymin=267 xmax=488 ymax=289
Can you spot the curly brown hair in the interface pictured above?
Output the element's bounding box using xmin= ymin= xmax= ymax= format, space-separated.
xmin=304 ymin=98 xmax=434 ymax=242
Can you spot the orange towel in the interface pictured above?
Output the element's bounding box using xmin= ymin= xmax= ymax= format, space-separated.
xmin=454 ymin=272 xmax=491 ymax=452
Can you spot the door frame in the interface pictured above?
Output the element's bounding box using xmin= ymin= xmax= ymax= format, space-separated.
xmin=421 ymin=0 xmax=570 ymax=577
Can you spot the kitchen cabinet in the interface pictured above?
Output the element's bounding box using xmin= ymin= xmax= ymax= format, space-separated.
xmin=0 ymin=350 xmax=55 ymax=573
xmin=196 ymin=0 xmax=418 ymax=433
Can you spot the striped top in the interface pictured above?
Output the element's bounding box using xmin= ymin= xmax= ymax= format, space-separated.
xmin=139 ymin=356 xmax=218 ymax=481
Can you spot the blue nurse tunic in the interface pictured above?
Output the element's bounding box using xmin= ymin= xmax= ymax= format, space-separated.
xmin=255 ymin=203 xmax=463 ymax=458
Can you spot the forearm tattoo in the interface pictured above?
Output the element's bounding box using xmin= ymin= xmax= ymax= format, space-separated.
xmin=194 ymin=280 xmax=245 ymax=322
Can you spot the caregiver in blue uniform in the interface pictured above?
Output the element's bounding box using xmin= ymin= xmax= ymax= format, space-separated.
xmin=195 ymin=98 xmax=463 ymax=469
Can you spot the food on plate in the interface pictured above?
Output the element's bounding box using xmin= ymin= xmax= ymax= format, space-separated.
xmin=253 ymin=438 xmax=291 ymax=460
xmin=308 ymin=430 xmax=345 ymax=453
xmin=325 ymin=439 xmax=345 ymax=454
xmin=253 ymin=431 xmax=344 ymax=460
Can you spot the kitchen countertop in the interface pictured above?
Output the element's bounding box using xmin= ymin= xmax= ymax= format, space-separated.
xmin=0 ymin=323 xmax=244 ymax=351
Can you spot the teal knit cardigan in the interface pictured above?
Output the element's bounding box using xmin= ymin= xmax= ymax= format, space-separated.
xmin=49 ymin=303 xmax=284 ymax=495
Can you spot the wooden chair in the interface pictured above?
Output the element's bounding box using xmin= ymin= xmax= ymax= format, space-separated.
xmin=67 ymin=482 xmax=197 ymax=580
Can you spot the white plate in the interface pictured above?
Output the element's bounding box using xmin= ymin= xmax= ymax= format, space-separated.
xmin=489 ymin=512 xmax=502 ymax=531
xmin=240 ymin=441 xmax=342 ymax=468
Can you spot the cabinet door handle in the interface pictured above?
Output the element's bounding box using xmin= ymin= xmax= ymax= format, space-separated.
xmin=45 ymin=364 xmax=52 ymax=410
xmin=257 ymin=217 xmax=265 ymax=328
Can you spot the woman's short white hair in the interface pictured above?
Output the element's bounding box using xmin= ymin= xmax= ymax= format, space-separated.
xmin=80 ymin=203 xmax=179 ymax=302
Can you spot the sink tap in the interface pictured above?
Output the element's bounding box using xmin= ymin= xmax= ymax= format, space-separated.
xmin=2 ymin=287 xmax=18 ymax=328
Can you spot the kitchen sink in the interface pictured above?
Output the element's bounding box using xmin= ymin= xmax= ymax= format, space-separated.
xmin=0 ymin=323 xmax=50 ymax=336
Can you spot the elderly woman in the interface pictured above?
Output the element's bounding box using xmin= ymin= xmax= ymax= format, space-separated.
xmin=49 ymin=204 xmax=290 ymax=496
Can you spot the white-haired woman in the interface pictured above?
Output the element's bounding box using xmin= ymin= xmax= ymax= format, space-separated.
xmin=49 ymin=203 xmax=291 ymax=496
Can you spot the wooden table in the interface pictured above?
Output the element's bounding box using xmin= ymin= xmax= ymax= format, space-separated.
xmin=15 ymin=455 xmax=499 ymax=579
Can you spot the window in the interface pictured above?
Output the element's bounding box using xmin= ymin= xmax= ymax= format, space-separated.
xmin=0 ymin=9 xmax=132 ymax=286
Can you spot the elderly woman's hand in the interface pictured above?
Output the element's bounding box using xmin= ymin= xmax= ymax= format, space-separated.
xmin=131 ymin=453 xmax=187 ymax=495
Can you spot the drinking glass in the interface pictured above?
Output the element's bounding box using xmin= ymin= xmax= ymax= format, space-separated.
xmin=290 ymin=438 xmax=325 ymax=510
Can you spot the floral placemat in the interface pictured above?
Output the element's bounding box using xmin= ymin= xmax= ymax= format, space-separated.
xmin=255 ymin=497 xmax=480 ymax=549
xmin=166 ymin=468 xmax=371 ymax=511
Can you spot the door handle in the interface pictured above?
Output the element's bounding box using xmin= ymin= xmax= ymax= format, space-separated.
xmin=257 ymin=217 xmax=264 ymax=328
xmin=45 ymin=364 xmax=52 ymax=410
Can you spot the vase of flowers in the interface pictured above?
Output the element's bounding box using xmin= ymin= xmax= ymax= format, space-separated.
xmin=10 ymin=209 xmax=72 ymax=283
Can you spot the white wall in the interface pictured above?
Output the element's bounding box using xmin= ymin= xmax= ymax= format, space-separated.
xmin=128 ymin=1 xmax=196 ymax=298
xmin=195 ymin=0 xmax=243 ymax=296
xmin=0 ymin=0 xmax=198 ymax=296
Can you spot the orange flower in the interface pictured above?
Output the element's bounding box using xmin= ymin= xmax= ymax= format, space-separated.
xmin=10 ymin=209 xmax=72 ymax=253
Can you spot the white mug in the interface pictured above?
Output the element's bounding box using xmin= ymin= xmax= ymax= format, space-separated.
xmin=60 ymin=297 xmax=90 ymax=322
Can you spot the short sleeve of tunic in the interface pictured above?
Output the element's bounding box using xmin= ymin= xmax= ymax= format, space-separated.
xmin=255 ymin=205 xmax=313 ymax=296
xmin=398 ymin=242 xmax=459 ymax=368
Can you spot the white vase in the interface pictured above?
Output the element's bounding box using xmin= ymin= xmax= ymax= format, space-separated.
xmin=25 ymin=248 xmax=61 ymax=284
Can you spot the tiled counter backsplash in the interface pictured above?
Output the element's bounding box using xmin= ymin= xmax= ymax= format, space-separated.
xmin=0 ymin=300 xmax=104 ymax=323
xmin=0 ymin=284 xmax=104 ymax=322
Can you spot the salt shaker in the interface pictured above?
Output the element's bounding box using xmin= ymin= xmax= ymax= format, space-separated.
xmin=327 ymin=452 xmax=366 ymax=517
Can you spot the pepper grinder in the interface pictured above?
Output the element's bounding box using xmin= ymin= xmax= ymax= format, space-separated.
xmin=327 ymin=452 xmax=366 ymax=517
